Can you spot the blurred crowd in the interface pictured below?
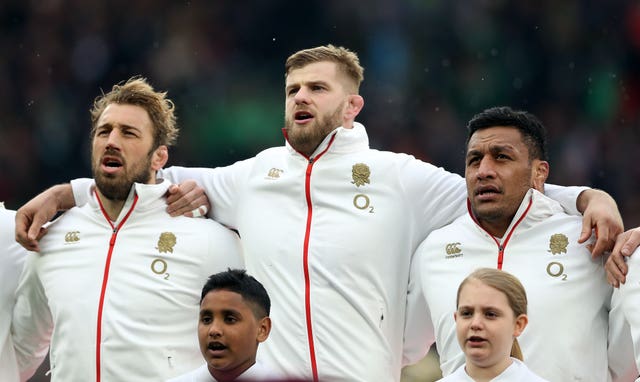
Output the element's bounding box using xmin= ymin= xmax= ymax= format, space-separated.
xmin=1 ymin=1 xmax=639 ymax=227
xmin=1 ymin=1 xmax=639 ymax=381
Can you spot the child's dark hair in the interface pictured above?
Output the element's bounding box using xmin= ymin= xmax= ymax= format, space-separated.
xmin=201 ymin=268 xmax=270 ymax=318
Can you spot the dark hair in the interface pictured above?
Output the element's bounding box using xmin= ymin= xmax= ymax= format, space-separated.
xmin=201 ymin=269 xmax=270 ymax=319
xmin=466 ymin=106 xmax=548 ymax=161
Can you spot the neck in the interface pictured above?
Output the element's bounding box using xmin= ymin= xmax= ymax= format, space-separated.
xmin=479 ymin=220 xmax=510 ymax=238
xmin=465 ymin=357 xmax=513 ymax=381
xmin=96 ymin=189 xmax=127 ymax=222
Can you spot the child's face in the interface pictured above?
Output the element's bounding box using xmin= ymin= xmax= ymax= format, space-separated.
xmin=454 ymin=279 xmax=526 ymax=370
xmin=198 ymin=289 xmax=270 ymax=380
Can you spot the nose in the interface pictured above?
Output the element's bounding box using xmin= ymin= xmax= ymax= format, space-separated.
xmin=208 ymin=321 xmax=222 ymax=338
xmin=470 ymin=313 xmax=483 ymax=330
xmin=476 ymin=157 xmax=496 ymax=179
xmin=293 ymin=87 xmax=310 ymax=105
xmin=105 ymin=129 xmax=122 ymax=150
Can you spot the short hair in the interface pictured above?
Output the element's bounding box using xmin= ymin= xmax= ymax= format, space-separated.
xmin=285 ymin=44 xmax=364 ymax=93
xmin=90 ymin=76 xmax=178 ymax=149
xmin=466 ymin=106 xmax=548 ymax=161
xmin=201 ymin=269 xmax=271 ymax=319
xmin=456 ymin=268 xmax=528 ymax=361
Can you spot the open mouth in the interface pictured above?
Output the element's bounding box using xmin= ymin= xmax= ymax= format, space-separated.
xmin=294 ymin=110 xmax=314 ymax=123
xmin=208 ymin=342 xmax=227 ymax=351
xmin=475 ymin=185 xmax=500 ymax=197
xmin=467 ymin=336 xmax=486 ymax=345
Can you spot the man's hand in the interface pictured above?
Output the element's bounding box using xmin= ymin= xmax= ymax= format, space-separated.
xmin=15 ymin=184 xmax=76 ymax=252
xmin=605 ymin=227 xmax=640 ymax=287
xmin=165 ymin=180 xmax=211 ymax=218
xmin=576 ymin=189 xmax=623 ymax=258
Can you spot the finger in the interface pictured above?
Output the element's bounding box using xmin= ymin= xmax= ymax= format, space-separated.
xmin=578 ymin=219 xmax=594 ymax=244
xmin=186 ymin=205 xmax=209 ymax=218
xmin=621 ymin=230 xmax=640 ymax=256
xmin=590 ymin=225 xmax=611 ymax=258
xmin=165 ymin=185 xmax=182 ymax=204
xmin=606 ymin=268 xmax=620 ymax=288
xmin=608 ymin=253 xmax=628 ymax=284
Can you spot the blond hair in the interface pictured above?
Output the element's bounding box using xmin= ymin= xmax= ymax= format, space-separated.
xmin=285 ymin=44 xmax=364 ymax=93
xmin=457 ymin=268 xmax=527 ymax=361
xmin=90 ymin=76 xmax=178 ymax=149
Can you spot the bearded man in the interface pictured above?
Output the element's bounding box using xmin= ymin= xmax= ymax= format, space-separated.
xmin=11 ymin=77 xmax=242 ymax=382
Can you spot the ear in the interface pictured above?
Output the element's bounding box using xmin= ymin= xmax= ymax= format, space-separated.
xmin=151 ymin=145 xmax=169 ymax=171
xmin=256 ymin=316 xmax=272 ymax=343
xmin=343 ymin=94 xmax=364 ymax=121
xmin=453 ymin=311 xmax=458 ymax=322
xmin=531 ymin=159 xmax=549 ymax=191
xmin=513 ymin=314 xmax=528 ymax=338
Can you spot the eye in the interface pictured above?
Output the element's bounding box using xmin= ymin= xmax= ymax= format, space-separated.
xmin=311 ymin=85 xmax=325 ymax=91
xmin=496 ymin=153 xmax=510 ymax=160
xmin=466 ymin=156 xmax=480 ymax=166
xmin=96 ymin=129 xmax=110 ymax=137
xmin=287 ymin=87 xmax=299 ymax=96
xmin=458 ymin=309 xmax=472 ymax=318
xmin=200 ymin=316 xmax=212 ymax=325
xmin=224 ymin=315 xmax=238 ymax=324
xmin=485 ymin=311 xmax=498 ymax=319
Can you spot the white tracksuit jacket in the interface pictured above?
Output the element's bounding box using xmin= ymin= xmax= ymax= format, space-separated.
xmin=1 ymin=206 xmax=32 ymax=382
xmin=405 ymin=189 xmax=638 ymax=382
xmin=73 ymin=123 xmax=583 ymax=382
xmin=12 ymin=181 xmax=243 ymax=382
xmin=616 ymin=250 xmax=640 ymax=380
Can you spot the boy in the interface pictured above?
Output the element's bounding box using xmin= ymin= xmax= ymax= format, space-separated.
xmin=168 ymin=269 xmax=275 ymax=382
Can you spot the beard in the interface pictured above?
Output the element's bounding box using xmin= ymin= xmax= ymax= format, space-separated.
xmin=284 ymin=103 xmax=344 ymax=156
xmin=92 ymin=148 xmax=154 ymax=201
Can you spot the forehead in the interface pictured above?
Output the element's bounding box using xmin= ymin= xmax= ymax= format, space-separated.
xmin=458 ymin=279 xmax=509 ymax=307
xmin=201 ymin=289 xmax=251 ymax=312
xmin=286 ymin=61 xmax=341 ymax=86
xmin=467 ymin=126 xmax=526 ymax=151
xmin=97 ymin=103 xmax=152 ymax=131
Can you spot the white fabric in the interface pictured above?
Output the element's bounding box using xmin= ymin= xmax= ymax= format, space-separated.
xmin=407 ymin=189 xmax=637 ymax=382
xmin=617 ymin=249 xmax=640 ymax=378
xmin=166 ymin=359 xmax=279 ymax=382
xmin=438 ymin=358 xmax=549 ymax=382
xmin=12 ymin=181 xmax=243 ymax=382
xmin=0 ymin=206 xmax=33 ymax=382
xmin=72 ymin=123 xmax=585 ymax=382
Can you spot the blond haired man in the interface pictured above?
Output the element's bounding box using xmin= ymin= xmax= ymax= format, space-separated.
xmin=11 ymin=78 xmax=242 ymax=381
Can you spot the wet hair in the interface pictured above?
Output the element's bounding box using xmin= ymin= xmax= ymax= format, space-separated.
xmin=456 ymin=268 xmax=528 ymax=361
xmin=285 ymin=44 xmax=364 ymax=93
xmin=466 ymin=106 xmax=548 ymax=161
xmin=90 ymin=76 xmax=178 ymax=149
xmin=201 ymin=269 xmax=271 ymax=319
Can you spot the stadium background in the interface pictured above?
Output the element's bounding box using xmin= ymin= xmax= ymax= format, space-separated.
xmin=1 ymin=1 xmax=638 ymax=381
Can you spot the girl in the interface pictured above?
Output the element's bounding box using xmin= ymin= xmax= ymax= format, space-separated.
xmin=438 ymin=268 xmax=548 ymax=381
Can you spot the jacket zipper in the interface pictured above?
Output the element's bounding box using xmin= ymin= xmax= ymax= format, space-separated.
xmin=93 ymin=190 xmax=139 ymax=382
xmin=301 ymin=133 xmax=336 ymax=382
xmin=467 ymin=197 xmax=533 ymax=269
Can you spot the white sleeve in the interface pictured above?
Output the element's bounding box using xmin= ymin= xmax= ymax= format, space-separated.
xmin=616 ymin=251 xmax=640 ymax=378
xmin=70 ymin=178 xmax=96 ymax=207
xmin=400 ymin=157 xmax=467 ymax=238
xmin=544 ymin=184 xmax=588 ymax=216
xmin=159 ymin=159 xmax=254 ymax=229
xmin=402 ymin=246 xmax=435 ymax=366
xmin=11 ymin=254 xmax=52 ymax=381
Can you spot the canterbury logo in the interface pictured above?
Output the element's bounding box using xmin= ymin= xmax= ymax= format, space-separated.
xmin=65 ymin=231 xmax=80 ymax=243
xmin=266 ymin=168 xmax=284 ymax=179
xmin=445 ymin=242 xmax=461 ymax=255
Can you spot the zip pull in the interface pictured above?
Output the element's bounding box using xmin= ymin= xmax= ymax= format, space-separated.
xmin=497 ymin=245 xmax=505 ymax=270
